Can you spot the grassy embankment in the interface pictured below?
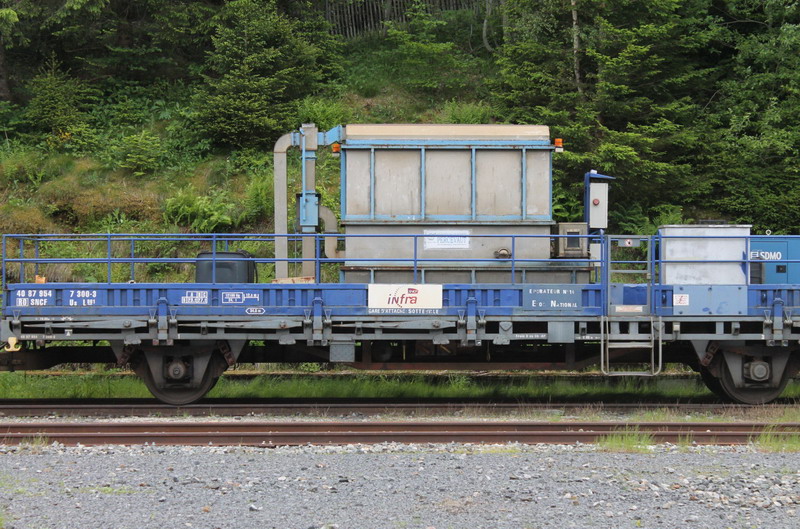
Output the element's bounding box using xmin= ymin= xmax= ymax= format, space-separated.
xmin=2 ymin=370 xmax=800 ymax=408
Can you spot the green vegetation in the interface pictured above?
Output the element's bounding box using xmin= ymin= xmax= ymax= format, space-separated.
xmin=753 ymin=428 xmax=800 ymax=453
xmin=0 ymin=0 xmax=795 ymax=240
xmin=3 ymin=370 xmax=800 ymax=403
xmin=597 ymin=428 xmax=655 ymax=453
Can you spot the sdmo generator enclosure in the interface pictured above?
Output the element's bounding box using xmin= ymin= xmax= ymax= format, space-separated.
xmin=2 ymin=123 xmax=800 ymax=406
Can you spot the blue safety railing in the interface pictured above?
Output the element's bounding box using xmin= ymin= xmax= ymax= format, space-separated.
xmin=1 ymin=232 xmax=600 ymax=286
xmin=5 ymin=231 xmax=800 ymax=317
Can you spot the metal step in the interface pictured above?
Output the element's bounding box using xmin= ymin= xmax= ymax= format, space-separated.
xmin=606 ymin=341 xmax=654 ymax=349
xmin=600 ymin=315 xmax=663 ymax=376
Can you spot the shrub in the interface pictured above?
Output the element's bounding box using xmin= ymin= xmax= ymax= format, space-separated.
xmin=297 ymin=97 xmax=351 ymax=131
xmin=24 ymin=58 xmax=96 ymax=137
xmin=384 ymin=0 xmax=473 ymax=96
xmin=164 ymin=186 xmax=241 ymax=232
xmin=0 ymin=145 xmax=69 ymax=190
xmin=0 ymin=101 xmax=23 ymax=141
xmin=193 ymin=0 xmax=341 ymax=147
xmin=243 ymin=173 xmax=274 ymax=224
xmin=436 ymin=100 xmax=493 ymax=124
xmin=0 ymin=202 xmax=57 ymax=234
xmin=110 ymin=130 xmax=165 ymax=176
xmin=37 ymin=175 xmax=162 ymax=226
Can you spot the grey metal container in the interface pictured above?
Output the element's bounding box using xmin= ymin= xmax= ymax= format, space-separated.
xmin=339 ymin=124 xmax=562 ymax=283
xmin=659 ymin=225 xmax=751 ymax=285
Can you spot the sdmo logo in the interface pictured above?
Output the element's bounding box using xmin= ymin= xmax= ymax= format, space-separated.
xmin=749 ymin=250 xmax=783 ymax=260
xmin=368 ymin=284 xmax=442 ymax=309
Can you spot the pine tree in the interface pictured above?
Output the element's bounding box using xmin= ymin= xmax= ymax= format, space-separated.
xmin=193 ymin=0 xmax=340 ymax=147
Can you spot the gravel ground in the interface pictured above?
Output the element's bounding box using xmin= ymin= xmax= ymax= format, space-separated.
xmin=1 ymin=443 xmax=799 ymax=529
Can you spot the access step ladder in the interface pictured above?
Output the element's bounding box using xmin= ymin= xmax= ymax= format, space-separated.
xmin=600 ymin=316 xmax=663 ymax=376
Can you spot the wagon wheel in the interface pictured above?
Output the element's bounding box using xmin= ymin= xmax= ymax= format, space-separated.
xmin=133 ymin=353 xmax=225 ymax=406
xmin=718 ymin=359 xmax=789 ymax=405
xmin=698 ymin=366 xmax=730 ymax=401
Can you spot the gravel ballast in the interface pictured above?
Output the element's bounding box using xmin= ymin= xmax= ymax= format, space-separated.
xmin=1 ymin=443 xmax=800 ymax=528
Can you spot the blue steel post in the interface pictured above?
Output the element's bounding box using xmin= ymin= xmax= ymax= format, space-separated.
xmin=369 ymin=148 xmax=375 ymax=220
xmin=300 ymin=131 xmax=307 ymax=226
xmin=211 ymin=234 xmax=217 ymax=284
xmin=34 ymin=239 xmax=39 ymax=278
xmin=420 ymin=148 xmax=426 ymax=218
xmin=745 ymin=236 xmax=751 ymax=285
xmin=130 ymin=239 xmax=135 ymax=281
xmin=340 ymin=148 xmax=347 ymax=219
xmin=600 ymin=230 xmax=609 ymax=315
xmin=413 ymin=234 xmax=418 ymax=283
xmin=649 ymin=234 xmax=656 ymax=313
xmin=18 ymin=238 xmax=24 ymax=283
xmin=470 ymin=148 xmax=477 ymax=220
xmin=2 ymin=236 xmax=6 ymax=311
xmin=656 ymin=230 xmax=663 ymax=285
xmin=521 ymin=148 xmax=527 ymax=219
xmin=315 ymin=235 xmax=321 ymax=282
xmin=107 ymin=233 xmax=112 ymax=283
xmin=511 ymin=235 xmax=516 ymax=284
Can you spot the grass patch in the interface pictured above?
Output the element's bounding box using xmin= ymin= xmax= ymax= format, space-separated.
xmin=0 ymin=372 xmax=150 ymax=399
xmin=16 ymin=435 xmax=50 ymax=454
xmin=597 ymin=428 xmax=655 ymax=453
xmin=753 ymin=428 xmax=800 ymax=453
xmin=206 ymin=373 xmax=712 ymax=401
xmin=2 ymin=370 xmax=799 ymax=406
xmin=78 ymin=486 xmax=138 ymax=495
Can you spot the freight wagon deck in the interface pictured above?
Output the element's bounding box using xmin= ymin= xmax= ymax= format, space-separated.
xmin=2 ymin=123 xmax=799 ymax=405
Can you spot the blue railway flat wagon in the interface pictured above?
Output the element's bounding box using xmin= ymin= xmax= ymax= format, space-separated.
xmin=2 ymin=124 xmax=799 ymax=405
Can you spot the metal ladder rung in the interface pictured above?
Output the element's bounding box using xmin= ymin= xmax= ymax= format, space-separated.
xmin=600 ymin=315 xmax=663 ymax=376
xmin=607 ymin=342 xmax=654 ymax=349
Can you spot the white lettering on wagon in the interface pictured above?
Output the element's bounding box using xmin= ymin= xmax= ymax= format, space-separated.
xmin=368 ymin=284 xmax=442 ymax=310
xmin=222 ymin=292 xmax=260 ymax=304
xmin=15 ymin=289 xmax=54 ymax=307
xmin=423 ymin=229 xmax=471 ymax=250
xmin=750 ymin=250 xmax=783 ymax=260
xmin=181 ymin=290 xmax=209 ymax=305
xmin=68 ymin=289 xmax=98 ymax=306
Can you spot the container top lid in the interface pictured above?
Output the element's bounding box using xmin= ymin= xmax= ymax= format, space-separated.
xmin=659 ymin=224 xmax=752 ymax=229
xmin=344 ymin=124 xmax=550 ymax=141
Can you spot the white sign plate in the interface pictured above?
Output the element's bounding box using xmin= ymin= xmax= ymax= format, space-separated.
xmin=181 ymin=290 xmax=209 ymax=305
xmin=673 ymin=294 xmax=690 ymax=306
xmin=368 ymin=284 xmax=443 ymax=310
xmin=423 ymin=229 xmax=471 ymax=250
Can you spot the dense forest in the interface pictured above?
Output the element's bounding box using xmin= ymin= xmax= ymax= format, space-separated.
xmin=0 ymin=0 xmax=798 ymax=237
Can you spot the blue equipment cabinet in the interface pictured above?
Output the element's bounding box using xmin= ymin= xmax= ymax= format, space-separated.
xmin=749 ymin=236 xmax=800 ymax=284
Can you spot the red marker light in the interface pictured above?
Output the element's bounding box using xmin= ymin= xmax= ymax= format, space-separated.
xmin=592 ymin=199 xmax=600 ymax=206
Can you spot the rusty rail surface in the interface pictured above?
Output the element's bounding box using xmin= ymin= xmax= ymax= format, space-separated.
xmin=1 ymin=421 xmax=797 ymax=446
xmin=0 ymin=399 xmax=786 ymax=418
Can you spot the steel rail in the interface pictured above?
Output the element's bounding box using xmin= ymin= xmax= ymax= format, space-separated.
xmin=1 ymin=421 xmax=797 ymax=446
xmin=0 ymin=400 xmax=785 ymax=418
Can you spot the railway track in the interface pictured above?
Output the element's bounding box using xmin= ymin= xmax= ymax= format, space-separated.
xmin=0 ymin=399 xmax=786 ymax=417
xmin=1 ymin=420 xmax=797 ymax=446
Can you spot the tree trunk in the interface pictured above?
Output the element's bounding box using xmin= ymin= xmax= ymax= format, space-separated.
xmin=499 ymin=0 xmax=507 ymax=43
xmin=0 ymin=38 xmax=11 ymax=101
xmin=571 ymin=0 xmax=583 ymax=96
xmin=482 ymin=0 xmax=494 ymax=53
